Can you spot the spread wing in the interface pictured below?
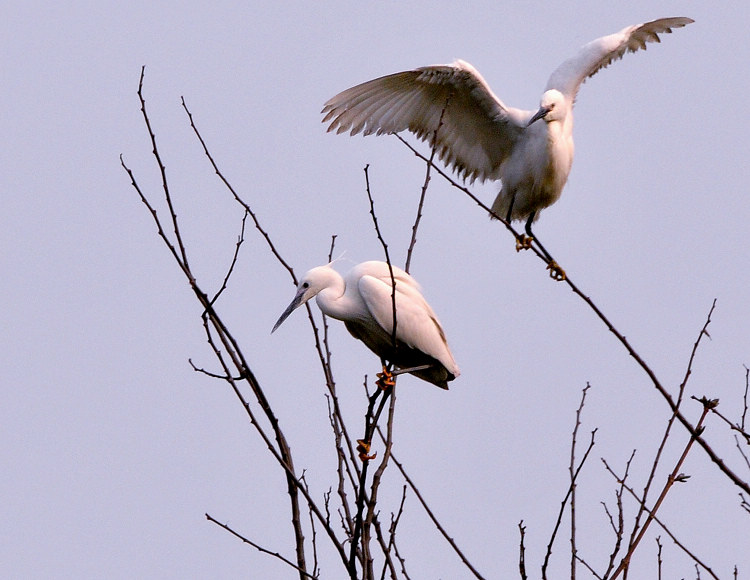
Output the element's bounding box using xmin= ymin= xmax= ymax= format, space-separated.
xmin=545 ymin=17 xmax=694 ymax=101
xmin=322 ymin=60 xmax=528 ymax=183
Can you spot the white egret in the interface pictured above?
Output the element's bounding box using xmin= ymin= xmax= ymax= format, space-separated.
xmin=272 ymin=261 xmax=459 ymax=389
xmin=322 ymin=18 xmax=693 ymax=236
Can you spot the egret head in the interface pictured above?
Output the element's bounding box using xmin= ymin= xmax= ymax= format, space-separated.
xmin=271 ymin=265 xmax=336 ymax=332
xmin=528 ymin=89 xmax=566 ymax=126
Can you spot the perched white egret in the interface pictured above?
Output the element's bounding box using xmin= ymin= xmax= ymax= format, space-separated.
xmin=272 ymin=261 xmax=459 ymax=389
xmin=322 ymin=17 xmax=693 ymax=236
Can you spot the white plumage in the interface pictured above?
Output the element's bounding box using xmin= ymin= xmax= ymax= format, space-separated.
xmin=322 ymin=17 xmax=693 ymax=235
xmin=272 ymin=261 xmax=459 ymax=389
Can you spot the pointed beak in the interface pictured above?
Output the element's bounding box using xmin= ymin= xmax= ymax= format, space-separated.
xmin=271 ymin=286 xmax=307 ymax=333
xmin=527 ymin=106 xmax=550 ymax=127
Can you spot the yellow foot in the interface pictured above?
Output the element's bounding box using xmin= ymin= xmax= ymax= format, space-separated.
xmin=546 ymin=260 xmax=566 ymax=281
xmin=356 ymin=439 xmax=377 ymax=461
xmin=376 ymin=367 xmax=396 ymax=390
xmin=515 ymin=235 xmax=534 ymax=252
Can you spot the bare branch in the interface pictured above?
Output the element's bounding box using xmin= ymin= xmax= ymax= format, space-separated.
xmin=180 ymin=95 xmax=297 ymax=280
xmin=600 ymin=450 xmax=634 ymax=578
xmin=126 ymin=74 xmax=375 ymax=576
xmin=364 ymin=387 xmax=398 ymax=575
xmin=209 ymin=209 xmax=248 ymax=306
xmin=610 ymin=400 xmax=716 ymax=579
xmin=578 ymin=557 xmax=604 ymax=580
xmin=656 ymin=536 xmax=663 ymax=580
xmin=678 ymin=301 xmax=716 ymax=395
xmin=518 ymin=521 xmax=528 ymax=580
xmin=363 ymin=165 xmax=399 ymax=352
xmin=188 ymin=357 xmax=242 ymax=381
xmin=569 ymin=384 xmax=592 ymax=580
xmin=205 ymin=513 xmax=318 ymax=579
xmin=399 ymin=143 xmax=750 ymax=496
xmin=301 ymin=474 xmax=321 ymax=579
xmin=136 ymin=67 xmax=192 ymax=272
xmin=542 ymin=428 xmax=597 ymax=579
xmin=380 ymin=485 xmax=409 ymax=580
xmin=381 ymin=436 xmax=486 ymax=580
xmin=603 ymin=463 xmax=719 ymax=579
xmin=739 ymin=492 xmax=750 ymax=515
xmin=404 ymin=96 xmax=450 ymax=273
xmin=350 ymin=385 xmax=395 ymax=578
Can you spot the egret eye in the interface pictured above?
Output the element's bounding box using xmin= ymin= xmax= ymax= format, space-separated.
xmin=275 ymin=261 xmax=459 ymax=388
xmin=320 ymin=17 xmax=692 ymax=242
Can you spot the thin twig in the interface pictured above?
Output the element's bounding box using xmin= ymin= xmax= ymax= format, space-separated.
xmin=518 ymin=521 xmax=528 ymax=580
xmin=188 ymin=358 xmax=243 ymax=380
xmin=380 ymin=485 xmax=409 ymax=580
xmin=570 ymin=384 xmax=592 ymax=580
xmin=610 ymin=399 xmax=717 ymax=579
xmin=300 ymin=474 xmax=321 ymax=579
xmin=209 ymin=209 xmax=248 ymax=306
xmin=350 ymin=386 xmax=394 ymax=578
xmin=365 ymin=390 xmax=397 ymax=543
xmin=603 ymin=460 xmax=719 ymax=579
xmin=600 ymin=450 xmax=632 ymax=579
xmin=404 ymin=97 xmax=450 ymax=273
xmin=205 ymin=513 xmax=318 ymax=579
xmin=627 ymin=303 xmax=715 ymax=567
xmin=363 ymin=388 xmax=398 ymax=579
xmin=706 ymin=404 xmax=750 ymax=445
xmin=136 ymin=67 xmax=192 ymax=272
xmin=656 ymin=536 xmax=663 ymax=580
xmin=363 ymin=165 xmax=399 ymax=354
xmin=379 ymin=434 xmax=486 ymax=580
xmin=180 ymin=95 xmax=296 ymax=278
xmin=576 ymin=555 xmax=604 ymax=580
xmin=542 ymin=428 xmax=597 ymax=579
xmin=126 ymin=78 xmax=372 ymax=575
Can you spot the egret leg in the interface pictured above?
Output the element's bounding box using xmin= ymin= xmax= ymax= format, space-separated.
xmin=515 ymin=210 xmax=535 ymax=252
xmin=505 ymin=196 xmax=515 ymax=223
xmin=524 ymin=212 xmax=535 ymax=238
xmin=522 ymin=213 xmax=566 ymax=280
xmin=530 ymin=234 xmax=566 ymax=281
xmin=535 ymin=237 xmax=566 ymax=281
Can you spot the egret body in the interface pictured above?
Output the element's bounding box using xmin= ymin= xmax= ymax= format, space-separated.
xmin=272 ymin=261 xmax=459 ymax=389
xmin=322 ymin=18 xmax=693 ymax=235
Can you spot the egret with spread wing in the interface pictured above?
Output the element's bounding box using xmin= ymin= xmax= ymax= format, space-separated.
xmin=272 ymin=261 xmax=459 ymax=389
xmin=322 ymin=18 xmax=693 ymax=237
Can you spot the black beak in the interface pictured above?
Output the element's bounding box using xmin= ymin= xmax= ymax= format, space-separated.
xmin=527 ymin=106 xmax=550 ymax=127
xmin=271 ymin=287 xmax=307 ymax=333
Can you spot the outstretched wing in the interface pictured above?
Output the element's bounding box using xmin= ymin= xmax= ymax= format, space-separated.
xmin=322 ymin=60 xmax=527 ymax=183
xmin=545 ymin=17 xmax=693 ymax=101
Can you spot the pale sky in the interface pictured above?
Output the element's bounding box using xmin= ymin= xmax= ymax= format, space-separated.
xmin=3 ymin=1 xmax=749 ymax=578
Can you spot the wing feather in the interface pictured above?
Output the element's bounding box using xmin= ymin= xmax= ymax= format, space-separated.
xmin=354 ymin=266 xmax=459 ymax=379
xmin=546 ymin=17 xmax=693 ymax=100
xmin=322 ymin=60 xmax=526 ymax=182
